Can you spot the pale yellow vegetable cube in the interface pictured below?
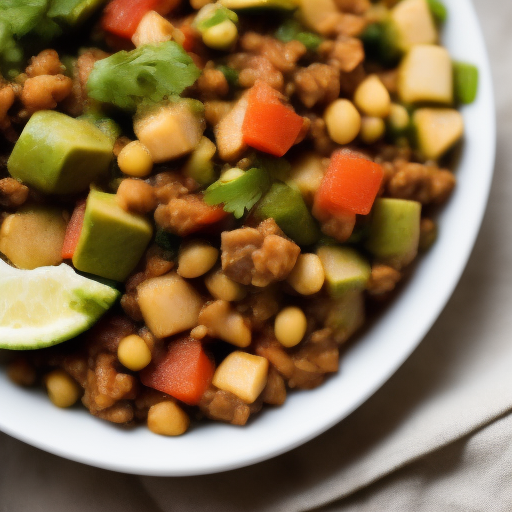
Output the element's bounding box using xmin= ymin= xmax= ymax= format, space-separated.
xmin=398 ymin=44 xmax=453 ymax=105
xmin=391 ymin=0 xmax=437 ymax=51
xmin=132 ymin=11 xmax=184 ymax=47
xmin=299 ymin=0 xmax=341 ymax=35
xmin=0 ymin=205 xmax=67 ymax=269
xmin=413 ymin=108 xmax=464 ymax=160
xmin=287 ymin=153 xmax=326 ymax=205
xmin=137 ymin=272 xmax=204 ymax=338
xmin=198 ymin=300 xmax=251 ymax=347
xmin=213 ymin=351 xmax=269 ymax=404
xmin=134 ymin=101 xmax=205 ymax=163
xmin=214 ymin=94 xmax=248 ymax=162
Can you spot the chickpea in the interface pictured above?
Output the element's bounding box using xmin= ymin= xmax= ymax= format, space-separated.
xmin=118 ymin=334 xmax=152 ymax=372
xmin=353 ymin=75 xmax=391 ymax=118
xmin=202 ymin=20 xmax=238 ymax=51
xmin=324 ymin=99 xmax=361 ymax=145
xmin=44 ymin=370 xmax=81 ymax=408
xmin=205 ymin=268 xmax=247 ymax=301
xmin=286 ymin=254 xmax=325 ymax=296
xmin=116 ymin=178 xmax=156 ymax=214
xmin=117 ymin=140 xmax=153 ymax=178
xmin=177 ymin=239 xmax=219 ymax=279
xmin=360 ymin=117 xmax=386 ymax=144
xmin=388 ymin=103 xmax=410 ymax=131
xmin=147 ymin=401 xmax=190 ymax=436
xmin=274 ymin=306 xmax=307 ymax=348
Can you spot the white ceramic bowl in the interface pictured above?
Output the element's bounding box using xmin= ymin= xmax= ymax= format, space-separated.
xmin=0 ymin=0 xmax=495 ymax=476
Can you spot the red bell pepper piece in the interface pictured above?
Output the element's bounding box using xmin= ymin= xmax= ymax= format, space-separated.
xmin=101 ymin=0 xmax=179 ymax=39
xmin=314 ymin=150 xmax=384 ymax=216
xmin=61 ymin=199 xmax=86 ymax=260
xmin=141 ymin=337 xmax=215 ymax=406
xmin=242 ymin=81 xmax=304 ymax=157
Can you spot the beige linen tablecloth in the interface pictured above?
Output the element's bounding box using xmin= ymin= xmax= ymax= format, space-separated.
xmin=1 ymin=0 xmax=510 ymax=509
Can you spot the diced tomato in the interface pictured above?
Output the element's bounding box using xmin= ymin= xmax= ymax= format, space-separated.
xmin=61 ymin=199 xmax=86 ymax=260
xmin=141 ymin=337 xmax=215 ymax=406
xmin=242 ymin=81 xmax=304 ymax=158
xmin=101 ymin=0 xmax=179 ymax=39
xmin=314 ymin=150 xmax=384 ymax=216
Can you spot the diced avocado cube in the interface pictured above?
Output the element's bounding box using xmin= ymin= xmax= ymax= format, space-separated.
xmin=398 ymin=44 xmax=453 ymax=105
xmin=220 ymin=0 xmax=298 ymax=11
xmin=48 ymin=0 xmax=106 ymax=26
xmin=365 ymin=198 xmax=421 ymax=269
xmin=413 ymin=108 xmax=464 ymax=160
xmin=325 ymin=291 xmax=365 ymax=344
xmin=317 ymin=245 xmax=371 ymax=298
xmin=7 ymin=111 xmax=113 ymax=195
xmin=72 ymin=190 xmax=153 ymax=281
xmin=183 ymin=136 xmax=217 ymax=186
xmin=390 ymin=0 xmax=438 ymax=52
xmin=254 ymin=182 xmax=320 ymax=246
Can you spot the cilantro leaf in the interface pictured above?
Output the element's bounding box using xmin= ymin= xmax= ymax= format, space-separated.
xmin=87 ymin=42 xmax=202 ymax=110
xmin=275 ymin=19 xmax=323 ymax=51
xmin=204 ymin=168 xmax=272 ymax=219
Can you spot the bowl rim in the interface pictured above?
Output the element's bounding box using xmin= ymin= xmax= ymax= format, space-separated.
xmin=0 ymin=0 xmax=496 ymax=476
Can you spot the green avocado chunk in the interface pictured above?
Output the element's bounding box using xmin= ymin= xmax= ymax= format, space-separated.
xmin=48 ymin=0 xmax=106 ymax=26
xmin=253 ymin=182 xmax=320 ymax=246
xmin=317 ymin=245 xmax=371 ymax=298
xmin=365 ymin=198 xmax=421 ymax=269
xmin=72 ymin=190 xmax=153 ymax=282
xmin=7 ymin=111 xmax=113 ymax=195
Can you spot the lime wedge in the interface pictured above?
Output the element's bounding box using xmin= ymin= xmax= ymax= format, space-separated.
xmin=0 ymin=259 xmax=120 ymax=350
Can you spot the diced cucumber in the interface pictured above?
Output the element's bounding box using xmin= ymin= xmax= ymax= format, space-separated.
xmin=365 ymin=198 xmax=421 ymax=270
xmin=412 ymin=108 xmax=464 ymax=160
xmin=183 ymin=136 xmax=217 ymax=186
xmin=453 ymin=61 xmax=479 ymax=104
xmin=254 ymin=182 xmax=320 ymax=246
xmin=78 ymin=110 xmax=122 ymax=144
xmin=398 ymin=44 xmax=453 ymax=105
xmin=391 ymin=0 xmax=437 ymax=52
xmin=360 ymin=22 xmax=401 ymax=67
xmin=316 ymin=245 xmax=371 ymax=298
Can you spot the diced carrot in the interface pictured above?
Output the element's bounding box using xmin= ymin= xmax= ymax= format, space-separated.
xmin=242 ymin=81 xmax=304 ymax=158
xmin=101 ymin=0 xmax=180 ymax=39
xmin=314 ymin=150 xmax=384 ymax=216
xmin=140 ymin=337 xmax=215 ymax=406
xmin=61 ymin=199 xmax=86 ymax=260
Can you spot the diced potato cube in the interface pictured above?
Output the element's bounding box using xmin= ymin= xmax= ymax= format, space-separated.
xmin=413 ymin=108 xmax=464 ymax=160
xmin=0 ymin=205 xmax=67 ymax=269
xmin=391 ymin=0 xmax=437 ymax=51
xmin=214 ymin=94 xmax=248 ymax=162
xmin=137 ymin=272 xmax=204 ymax=338
xmin=134 ymin=101 xmax=205 ymax=163
xmin=213 ymin=351 xmax=269 ymax=403
xmin=198 ymin=300 xmax=251 ymax=347
xmin=287 ymin=153 xmax=326 ymax=205
xmin=132 ymin=11 xmax=184 ymax=47
xmin=398 ymin=44 xmax=453 ymax=105
xmin=299 ymin=0 xmax=341 ymax=35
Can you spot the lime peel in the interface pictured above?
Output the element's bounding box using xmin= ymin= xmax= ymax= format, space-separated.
xmin=0 ymin=260 xmax=120 ymax=350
